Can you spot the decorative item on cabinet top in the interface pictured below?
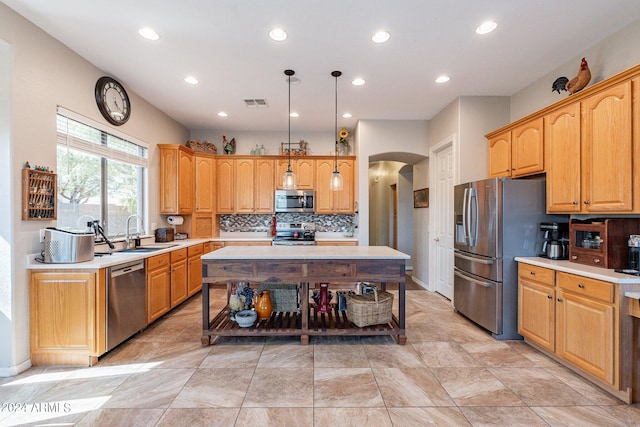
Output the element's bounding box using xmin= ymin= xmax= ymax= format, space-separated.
xmin=186 ymin=140 xmax=217 ymax=154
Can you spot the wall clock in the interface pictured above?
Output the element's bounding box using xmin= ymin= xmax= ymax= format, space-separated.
xmin=95 ymin=76 xmax=131 ymax=126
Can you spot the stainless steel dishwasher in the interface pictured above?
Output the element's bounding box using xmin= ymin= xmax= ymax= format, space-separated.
xmin=106 ymin=260 xmax=147 ymax=351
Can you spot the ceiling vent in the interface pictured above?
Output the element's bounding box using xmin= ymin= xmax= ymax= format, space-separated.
xmin=244 ymin=99 xmax=269 ymax=108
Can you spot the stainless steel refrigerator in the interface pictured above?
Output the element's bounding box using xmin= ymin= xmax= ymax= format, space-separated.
xmin=453 ymin=177 xmax=559 ymax=340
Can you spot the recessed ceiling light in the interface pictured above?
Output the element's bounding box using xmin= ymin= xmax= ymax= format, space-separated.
xmin=138 ymin=27 xmax=160 ymax=41
xmin=371 ymin=30 xmax=391 ymax=43
xmin=475 ymin=21 xmax=497 ymax=35
xmin=290 ymin=112 xmax=299 ymax=118
xmin=184 ymin=76 xmax=199 ymax=85
xmin=352 ymin=78 xmax=365 ymax=86
xmin=342 ymin=113 xmax=352 ymax=118
xmin=217 ymin=112 xmax=228 ymax=117
xmin=435 ymin=75 xmax=450 ymax=83
xmin=269 ymin=28 xmax=288 ymax=41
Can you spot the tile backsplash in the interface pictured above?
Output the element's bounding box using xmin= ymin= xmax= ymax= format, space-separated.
xmin=219 ymin=213 xmax=357 ymax=233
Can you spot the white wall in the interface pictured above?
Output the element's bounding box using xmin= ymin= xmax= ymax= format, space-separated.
xmin=411 ymin=159 xmax=429 ymax=283
xmin=0 ymin=3 xmax=189 ymax=375
xmin=397 ymin=165 xmax=413 ymax=269
xmin=511 ymin=18 xmax=640 ymax=122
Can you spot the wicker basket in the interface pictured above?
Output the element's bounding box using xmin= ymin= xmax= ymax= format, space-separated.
xmin=346 ymin=286 xmax=393 ymax=327
xmin=257 ymin=283 xmax=298 ymax=312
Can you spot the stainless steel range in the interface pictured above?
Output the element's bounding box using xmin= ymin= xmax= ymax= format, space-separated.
xmin=272 ymin=222 xmax=316 ymax=246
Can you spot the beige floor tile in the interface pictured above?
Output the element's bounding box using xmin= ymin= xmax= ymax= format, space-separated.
xmin=373 ymin=367 xmax=454 ymax=406
xmin=199 ymin=344 xmax=263 ymax=369
xmin=460 ymin=406 xmax=548 ymax=426
xmin=313 ymin=342 xmax=369 ymax=368
xmin=405 ymin=322 xmax=452 ymax=342
xmin=314 ymin=407 xmax=393 ymax=427
xmin=30 ymin=374 xmax=129 ymax=403
xmin=506 ymin=341 xmax=559 ymax=367
xmin=363 ymin=343 xmax=426 ymax=368
xmin=431 ymin=367 xmax=523 ymax=407
xmin=236 ymin=407 xmax=314 ymax=427
xmin=545 ymin=365 xmax=625 ymax=405
xmin=388 ymin=407 xmax=471 ymax=426
xmin=97 ymin=341 xmax=161 ymax=366
xmin=461 ymin=341 xmax=537 ymax=367
xmin=243 ymin=368 xmax=313 ymax=407
xmin=156 ymin=408 xmax=240 ymax=427
xmin=438 ymin=321 xmax=495 ymax=343
xmin=490 ymin=367 xmax=595 ymax=406
xmin=257 ymin=343 xmax=313 ymax=368
xmin=171 ymin=368 xmax=252 ymax=408
xmin=412 ymin=342 xmax=482 ymax=367
xmin=605 ymin=403 xmax=640 ymax=425
xmin=102 ymin=368 xmax=195 ymax=408
xmin=533 ymin=405 xmax=629 ymax=426
xmin=145 ymin=341 xmax=212 ymax=369
xmin=314 ymin=368 xmax=384 ymax=407
xmin=76 ymin=408 xmax=165 ymax=426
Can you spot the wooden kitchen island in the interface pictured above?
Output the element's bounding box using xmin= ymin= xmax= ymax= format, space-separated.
xmin=201 ymin=245 xmax=410 ymax=345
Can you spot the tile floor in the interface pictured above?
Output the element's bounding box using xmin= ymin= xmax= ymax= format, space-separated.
xmin=2 ymin=278 xmax=640 ymax=426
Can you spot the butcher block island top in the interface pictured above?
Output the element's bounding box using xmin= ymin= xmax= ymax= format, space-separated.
xmin=201 ymin=245 xmax=410 ymax=345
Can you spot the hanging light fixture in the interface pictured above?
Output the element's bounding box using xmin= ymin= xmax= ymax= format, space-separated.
xmin=330 ymin=70 xmax=344 ymax=191
xmin=282 ymin=69 xmax=297 ymax=189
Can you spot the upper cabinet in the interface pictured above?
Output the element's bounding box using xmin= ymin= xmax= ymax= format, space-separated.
xmin=315 ymin=158 xmax=355 ymax=214
xmin=159 ymin=144 xmax=193 ymax=214
xmin=215 ymin=158 xmax=234 ymax=213
xmin=547 ymin=81 xmax=634 ymax=213
xmin=488 ymin=63 xmax=640 ymax=214
xmin=276 ymin=158 xmax=315 ymax=189
xmin=194 ymin=154 xmax=215 ymax=214
xmin=488 ymin=118 xmax=544 ymax=178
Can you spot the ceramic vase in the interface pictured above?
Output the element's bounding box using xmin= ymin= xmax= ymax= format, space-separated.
xmin=255 ymin=290 xmax=273 ymax=320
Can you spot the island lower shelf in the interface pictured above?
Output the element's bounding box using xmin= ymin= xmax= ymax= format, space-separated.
xmin=203 ymin=300 xmax=403 ymax=344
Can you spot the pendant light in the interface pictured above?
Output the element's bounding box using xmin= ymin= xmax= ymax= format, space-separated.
xmin=330 ymin=70 xmax=344 ymax=191
xmin=282 ymin=69 xmax=297 ymax=189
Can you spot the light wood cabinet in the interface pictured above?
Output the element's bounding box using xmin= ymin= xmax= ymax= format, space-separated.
xmin=187 ymin=244 xmax=204 ymax=296
xmin=159 ymin=144 xmax=193 ymax=214
xmin=147 ymin=253 xmax=171 ymax=323
xmin=276 ymin=158 xmax=315 ymax=189
xmin=518 ymin=264 xmax=555 ymax=352
xmin=254 ymin=158 xmax=275 ymax=212
xmin=581 ymin=81 xmax=634 ymax=212
xmin=488 ymin=118 xmax=544 ymax=178
xmin=215 ymin=158 xmax=234 ymax=213
xmin=29 ymin=269 xmax=106 ymax=366
xmin=315 ymin=158 xmax=355 ymax=214
xmin=170 ymin=248 xmax=188 ymax=307
xmin=192 ymin=154 xmax=216 ymax=237
xmin=235 ymin=158 xmax=255 ymax=213
xmin=545 ymin=103 xmax=581 ymax=212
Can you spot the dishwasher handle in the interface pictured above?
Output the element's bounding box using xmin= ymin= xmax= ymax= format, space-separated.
xmin=110 ymin=261 xmax=145 ymax=278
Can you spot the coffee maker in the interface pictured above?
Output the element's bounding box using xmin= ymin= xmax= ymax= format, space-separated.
xmin=629 ymin=235 xmax=640 ymax=270
xmin=540 ymin=222 xmax=569 ymax=259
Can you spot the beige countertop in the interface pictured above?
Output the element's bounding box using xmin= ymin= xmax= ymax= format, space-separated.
xmin=27 ymin=238 xmax=212 ymax=270
xmin=202 ymin=245 xmax=409 ymax=260
xmin=515 ymin=256 xmax=640 ymax=284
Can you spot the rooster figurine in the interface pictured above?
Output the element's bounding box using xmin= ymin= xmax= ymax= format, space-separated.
xmin=552 ymin=57 xmax=591 ymax=95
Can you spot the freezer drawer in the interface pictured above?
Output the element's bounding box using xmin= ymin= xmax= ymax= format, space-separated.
xmin=453 ymin=268 xmax=502 ymax=335
xmin=454 ymin=250 xmax=502 ymax=282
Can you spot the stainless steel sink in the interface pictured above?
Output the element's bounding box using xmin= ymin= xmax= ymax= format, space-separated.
xmin=118 ymin=247 xmax=164 ymax=253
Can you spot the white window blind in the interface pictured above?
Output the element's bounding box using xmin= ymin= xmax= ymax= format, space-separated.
xmin=56 ymin=107 xmax=148 ymax=167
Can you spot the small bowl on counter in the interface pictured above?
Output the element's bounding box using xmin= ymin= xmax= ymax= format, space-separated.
xmin=235 ymin=310 xmax=257 ymax=328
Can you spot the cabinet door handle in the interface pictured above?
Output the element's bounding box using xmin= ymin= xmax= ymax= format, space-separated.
xmin=571 ymin=255 xmax=578 ymax=260
xmin=583 ymin=200 xmax=590 ymax=205
xmin=572 ymin=201 xmax=578 ymax=205
xmin=547 ymin=295 xmax=553 ymax=299
xmin=594 ymin=259 xmax=600 ymax=263
xmin=557 ymin=298 xmax=563 ymax=302
xmin=578 ymin=283 xmax=585 ymax=288
xmin=529 ymin=271 xmax=536 ymax=276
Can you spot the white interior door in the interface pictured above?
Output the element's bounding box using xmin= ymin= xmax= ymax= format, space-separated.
xmin=433 ymin=142 xmax=454 ymax=299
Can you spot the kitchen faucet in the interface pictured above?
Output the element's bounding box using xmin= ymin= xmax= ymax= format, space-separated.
xmin=125 ymin=214 xmax=144 ymax=248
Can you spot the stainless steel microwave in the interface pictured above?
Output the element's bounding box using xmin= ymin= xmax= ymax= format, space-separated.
xmin=275 ymin=190 xmax=315 ymax=213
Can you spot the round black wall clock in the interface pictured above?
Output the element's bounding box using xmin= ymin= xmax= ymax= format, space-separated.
xmin=95 ymin=76 xmax=131 ymax=126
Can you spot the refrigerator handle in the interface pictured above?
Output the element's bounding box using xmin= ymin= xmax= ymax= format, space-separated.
xmin=454 ymin=251 xmax=494 ymax=265
xmin=468 ymin=187 xmax=478 ymax=246
xmin=462 ymin=188 xmax=469 ymax=243
xmin=454 ymin=270 xmax=491 ymax=288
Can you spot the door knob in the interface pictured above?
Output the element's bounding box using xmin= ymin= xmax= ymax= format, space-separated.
xmin=434 ymin=237 xmax=440 ymax=242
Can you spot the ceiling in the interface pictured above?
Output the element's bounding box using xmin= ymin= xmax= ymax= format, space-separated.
xmin=4 ymin=0 xmax=640 ymax=133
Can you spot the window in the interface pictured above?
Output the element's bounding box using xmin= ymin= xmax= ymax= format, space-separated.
xmin=56 ymin=108 xmax=148 ymax=238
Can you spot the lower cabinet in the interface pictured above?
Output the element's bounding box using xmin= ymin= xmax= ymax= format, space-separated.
xmin=517 ymin=263 xmax=633 ymax=401
xmin=170 ymin=248 xmax=188 ymax=307
xmin=187 ymin=243 xmax=204 ymax=296
xmin=147 ymin=253 xmax=171 ymax=323
xmin=29 ymin=269 xmax=106 ymax=366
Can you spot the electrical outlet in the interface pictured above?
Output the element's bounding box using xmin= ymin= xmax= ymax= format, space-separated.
xmin=39 ymin=229 xmax=46 ymax=243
